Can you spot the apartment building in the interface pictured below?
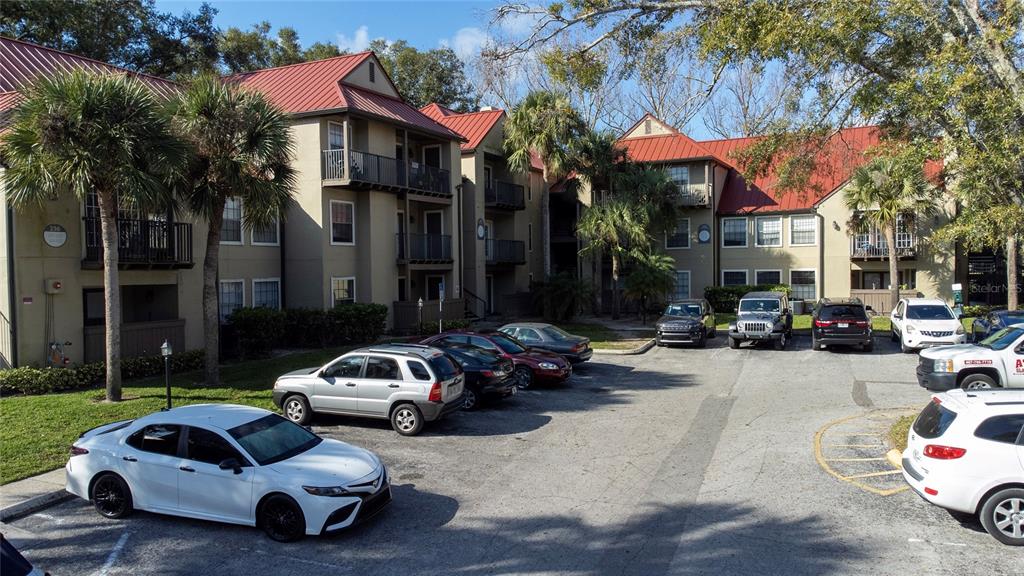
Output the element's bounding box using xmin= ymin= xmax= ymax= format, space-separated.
xmin=611 ymin=114 xmax=964 ymax=312
xmin=420 ymin=103 xmax=545 ymax=317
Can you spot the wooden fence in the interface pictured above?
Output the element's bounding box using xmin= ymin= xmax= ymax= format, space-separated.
xmin=849 ymin=290 xmax=923 ymax=314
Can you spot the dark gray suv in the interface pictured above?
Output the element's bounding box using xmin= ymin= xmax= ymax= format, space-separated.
xmin=728 ymin=291 xmax=793 ymax=350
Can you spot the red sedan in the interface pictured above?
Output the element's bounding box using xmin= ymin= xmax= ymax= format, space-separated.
xmin=420 ymin=330 xmax=571 ymax=389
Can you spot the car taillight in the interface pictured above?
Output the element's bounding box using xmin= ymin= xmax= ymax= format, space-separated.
xmin=428 ymin=382 xmax=442 ymax=402
xmin=813 ymin=320 xmax=833 ymax=327
xmin=70 ymin=445 xmax=89 ymax=456
xmin=572 ymin=344 xmax=584 ymax=352
xmin=923 ymin=444 xmax=966 ymax=459
xmin=481 ymin=370 xmax=494 ymax=377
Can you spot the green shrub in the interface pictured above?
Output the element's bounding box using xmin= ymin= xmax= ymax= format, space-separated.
xmin=0 ymin=349 xmax=204 ymax=396
xmin=283 ymin=308 xmax=330 ymax=348
xmin=229 ymin=307 xmax=286 ymax=358
xmin=704 ymin=284 xmax=792 ymax=312
xmin=961 ymin=304 xmax=991 ymax=318
xmin=417 ymin=319 xmax=470 ymax=335
xmin=328 ymin=303 xmax=389 ymax=344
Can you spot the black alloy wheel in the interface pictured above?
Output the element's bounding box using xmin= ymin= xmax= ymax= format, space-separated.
xmin=92 ymin=473 xmax=132 ymax=519
xmin=261 ymin=494 xmax=306 ymax=542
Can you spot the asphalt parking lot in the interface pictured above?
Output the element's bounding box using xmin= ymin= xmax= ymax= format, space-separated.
xmin=5 ymin=335 xmax=1023 ymax=576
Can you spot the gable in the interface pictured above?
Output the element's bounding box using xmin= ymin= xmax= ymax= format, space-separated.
xmin=622 ymin=114 xmax=675 ymax=139
xmin=341 ymin=55 xmax=400 ymax=99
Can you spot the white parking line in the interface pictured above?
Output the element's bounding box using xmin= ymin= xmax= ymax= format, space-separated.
xmin=238 ymin=547 xmax=352 ymax=571
xmin=91 ymin=530 xmax=130 ymax=576
xmin=907 ymin=537 xmax=968 ymax=547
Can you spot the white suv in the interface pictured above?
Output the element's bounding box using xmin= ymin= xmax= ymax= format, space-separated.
xmin=901 ymin=389 xmax=1024 ymax=545
xmin=891 ymin=298 xmax=966 ymax=352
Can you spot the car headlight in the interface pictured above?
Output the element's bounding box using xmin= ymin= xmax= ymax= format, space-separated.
xmin=302 ymin=485 xmax=350 ymax=497
xmin=905 ymin=324 xmax=916 ymax=333
xmin=955 ymin=325 xmax=965 ymax=335
xmin=538 ymin=362 xmax=558 ymax=370
xmin=933 ymin=360 xmax=954 ymax=373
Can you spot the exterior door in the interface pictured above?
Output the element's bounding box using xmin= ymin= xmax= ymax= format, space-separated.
xmin=423 ymin=145 xmax=441 ymax=168
xmin=177 ymin=426 xmax=254 ymax=523
xmin=426 ymin=275 xmax=444 ymax=300
xmin=356 ymin=355 xmax=403 ymax=416
xmin=121 ymin=424 xmax=184 ymax=511
xmin=314 ymin=355 xmax=364 ymax=412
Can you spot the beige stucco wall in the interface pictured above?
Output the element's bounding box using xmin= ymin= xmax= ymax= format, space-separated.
xmin=717 ymin=213 xmax=821 ymax=297
xmin=343 ymin=57 xmax=400 ymax=98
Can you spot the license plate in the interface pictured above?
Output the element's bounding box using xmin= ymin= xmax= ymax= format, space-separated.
xmin=838 ymin=323 xmax=849 ymax=328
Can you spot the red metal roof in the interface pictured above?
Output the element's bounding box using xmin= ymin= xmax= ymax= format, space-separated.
xmin=0 ymin=36 xmax=177 ymax=98
xmin=0 ymin=91 xmax=22 ymax=131
xmin=420 ymin=103 xmax=504 ymax=152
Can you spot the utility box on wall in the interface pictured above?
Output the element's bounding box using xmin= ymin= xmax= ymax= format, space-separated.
xmin=44 ymin=278 xmax=64 ymax=294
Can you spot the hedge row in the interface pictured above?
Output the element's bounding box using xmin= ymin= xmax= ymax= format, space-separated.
xmin=0 ymin=349 xmax=205 ymax=396
xmin=704 ymin=284 xmax=793 ymax=312
xmin=227 ymin=304 xmax=389 ymax=358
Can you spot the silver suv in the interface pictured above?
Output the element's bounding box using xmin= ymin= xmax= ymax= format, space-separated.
xmin=728 ymin=291 xmax=794 ymax=350
xmin=272 ymin=344 xmax=465 ymax=436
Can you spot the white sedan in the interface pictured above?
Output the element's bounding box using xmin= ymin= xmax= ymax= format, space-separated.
xmin=66 ymin=404 xmax=391 ymax=542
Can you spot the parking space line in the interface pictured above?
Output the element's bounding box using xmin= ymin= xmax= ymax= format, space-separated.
xmin=90 ymin=530 xmax=129 ymax=576
xmin=826 ymin=444 xmax=882 ymax=448
xmin=814 ymin=409 xmax=913 ymax=497
xmin=843 ymin=470 xmax=903 ymax=480
xmin=826 ymin=457 xmax=888 ymax=462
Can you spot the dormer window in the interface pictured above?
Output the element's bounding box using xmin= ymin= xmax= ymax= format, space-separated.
xmin=369 ymin=62 xmax=376 ymax=83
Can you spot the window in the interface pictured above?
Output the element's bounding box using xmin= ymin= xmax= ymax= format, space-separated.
xmin=328 ymin=122 xmax=344 ymax=150
xmin=186 ymin=427 xmax=244 ymax=466
xmin=755 ymin=216 xmax=782 ymax=247
xmin=330 ymin=200 xmax=355 ymax=245
xmin=127 ymin=424 xmax=181 ymax=457
xmin=219 ymin=280 xmax=244 ymax=322
xmin=331 ymin=277 xmax=355 ymax=306
xmin=364 ymin=356 xmax=400 ymax=380
xmin=668 ymin=165 xmax=689 ymax=187
xmin=83 ymin=289 xmax=104 ymax=326
xmin=517 ymin=328 xmax=542 ymax=342
xmin=666 ymin=219 xmax=690 ymax=249
xmin=722 ymin=270 xmax=748 ymax=286
xmin=407 ymin=361 xmax=432 ymax=381
xmin=913 ymin=402 xmax=958 ymax=439
xmin=221 ymin=197 xmax=242 ymax=244
xmin=975 ymin=415 xmax=1024 ymax=444
xmin=251 ymin=213 xmax=279 ymax=245
xmin=722 ymin=217 xmax=747 ymax=247
xmin=252 ymin=279 xmax=280 ymax=310
xmin=673 ymin=270 xmax=691 ymax=301
xmin=369 ymin=61 xmax=376 ymax=82
xmin=790 ymin=270 xmax=817 ymax=300
xmin=790 ymin=215 xmax=817 ymax=246
xmin=528 ymin=223 xmax=533 ymax=252
xmin=755 ymin=270 xmax=782 ymax=285
xmin=468 ymin=335 xmax=500 ymax=351
xmin=325 ymin=355 xmax=364 ymax=378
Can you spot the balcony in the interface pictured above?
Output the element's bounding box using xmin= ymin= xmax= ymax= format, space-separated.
xmin=485 ymin=181 xmax=526 ymax=210
xmin=83 ymin=218 xmax=193 ymax=269
xmin=677 ymin=183 xmax=710 ymax=206
xmin=322 ymin=148 xmax=451 ymax=197
xmin=850 ymin=231 xmax=917 ymax=259
xmin=397 ymin=233 xmax=452 ymax=264
xmin=486 ymin=239 xmax=526 ymax=265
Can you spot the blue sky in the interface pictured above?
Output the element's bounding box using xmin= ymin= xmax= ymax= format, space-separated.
xmin=154 ymin=1 xmax=502 ymax=58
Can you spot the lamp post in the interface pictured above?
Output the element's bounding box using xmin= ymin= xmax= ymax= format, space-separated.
xmin=417 ymin=298 xmax=424 ymax=332
xmin=161 ymin=339 xmax=173 ymax=410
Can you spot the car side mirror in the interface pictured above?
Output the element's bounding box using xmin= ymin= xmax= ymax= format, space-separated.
xmin=219 ymin=458 xmax=243 ymax=475
xmin=893 ymin=314 xmax=902 ymax=319
xmin=734 ymin=307 xmax=739 ymax=314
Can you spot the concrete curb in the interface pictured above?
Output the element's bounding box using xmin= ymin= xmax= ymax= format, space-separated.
xmin=592 ymin=338 xmax=656 ymax=356
xmin=885 ymin=449 xmax=903 ymax=470
xmin=0 ymin=489 xmax=74 ymax=522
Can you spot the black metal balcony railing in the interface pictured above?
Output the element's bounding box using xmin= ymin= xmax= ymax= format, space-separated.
xmin=677 ymin=183 xmax=710 ymax=206
xmin=350 ymin=149 xmax=401 ymax=187
xmin=486 ymin=239 xmax=526 ymax=265
xmin=409 ymin=162 xmax=451 ymax=196
xmin=485 ymin=181 xmax=525 ymax=209
xmin=323 ymin=149 xmax=450 ymax=196
xmin=83 ymin=218 xmax=193 ymax=268
xmin=850 ymin=231 xmax=917 ymax=258
xmin=397 ymin=233 xmax=452 ymax=262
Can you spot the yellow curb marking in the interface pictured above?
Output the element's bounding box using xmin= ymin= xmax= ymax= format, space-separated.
xmin=844 ymin=470 xmax=904 ymax=480
xmin=814 ymin=408 xmax=917 ymax=497
xmin=826 ymin=444 xmax=882 ymax=448
xmin=827 ymin=457 xmax=888 ymax=462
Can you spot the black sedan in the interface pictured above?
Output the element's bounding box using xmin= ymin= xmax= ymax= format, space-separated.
xmin=972 ymin=309 xmax=1024 ymax=341
xmin=497 ymin=323 xmax=593 ymax=364
xmin=433 ymin=343 xmax=515 ymax=409
xmin=655 ymin=299 xmax=716 ymax=347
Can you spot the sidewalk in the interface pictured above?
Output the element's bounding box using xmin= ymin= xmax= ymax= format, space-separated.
xmin=0 ymin=468 xmax=71 ymax=521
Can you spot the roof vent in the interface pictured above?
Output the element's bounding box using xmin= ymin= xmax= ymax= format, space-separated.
xmin=644 ymin=119 xmax=652 ymax=134
xmin=479 ymin=106 xmax=495 ymax=111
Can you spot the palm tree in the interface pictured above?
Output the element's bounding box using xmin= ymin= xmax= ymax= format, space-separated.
xmin=576 ymin=198 xmax=649 ymax=319
xmin=171 ymin=75 xmax=296 ymax=386
xmin=2 ymin=71 xmax=181 ymax=401
xmin=503 ymin=91 xmax=585 ymax=278
xmin=845 ymin=155 xmax=937 ymax=312
xmin=623 ymin=252 xmax=677 ymax=324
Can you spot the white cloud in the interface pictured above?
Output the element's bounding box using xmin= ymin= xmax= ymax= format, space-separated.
xmin=336 ymin=25 xmax=372 ymax=53
xmin=441 ymin=27 xmax=490 ymax=61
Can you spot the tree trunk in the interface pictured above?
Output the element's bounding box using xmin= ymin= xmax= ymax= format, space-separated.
xmin=611 ymin=253 xmax=620 ymax=320
xmin=96 ymin=192 xmax=122 ymax=402
xmin=203 ymin=205 xmax=225 ymax=386
xmin=885 ymin=224 xmax=900 ymax=313
xmin=1008 ymin=233 xmax=1019 ymax=312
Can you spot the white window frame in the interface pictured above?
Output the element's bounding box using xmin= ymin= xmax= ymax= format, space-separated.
xmin=721 ymin=217 xmax=748 ymax=248
xmin=754 ymin=269 xmax=782 ymax=285
xmin=327 ymin=121 xmax=345 ymax=150
xmin=789 ymin=268 xmax=818 ymax=301
xmin=251 ymin=278 xmax=282 ymax=309
xmin=754 ymin=216 xmax=783 ymax=248
xmin=220 ymin=197 xmax=244 ymax=246
xmin=721 ymin=269 xmax=749 ymax=286
xmin=218 ymin=279 xmax=245 ymax=322
xmin=789 ymin=214 xmax=818 ymax=246
xmin=251 ymin=213 xmax=280 ymax=246
xmin=329 ymin=200 xmax=356 ymax=246
xmin=673 ymin=270 xmax=691 ymax=301
xmin=665 ymin=218 xmax=691 ymax=250
xmin=330 ymin=276 xmax=356 ymax=307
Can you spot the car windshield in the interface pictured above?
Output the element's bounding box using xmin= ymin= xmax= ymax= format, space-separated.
xmin=227 ymin=414 xmax=321 ymax=466
xmin=490 ymin=333 xmax=527 ymax=354
xmin=541 ymin=326 xmax=573 ymax=341
xmin=739 ymin=299 xmax=780 ymax=313
xmin=978 ymin=326 xmax=1024 ymax=351
xmin=665 ymin=304 xmax=702 ymax=317
xmin=905 ymin=305 xmax=954 ymax=320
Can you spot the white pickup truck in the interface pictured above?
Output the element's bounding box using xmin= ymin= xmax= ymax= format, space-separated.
xmin=916 ymin=324 xmax=1024 ymax=390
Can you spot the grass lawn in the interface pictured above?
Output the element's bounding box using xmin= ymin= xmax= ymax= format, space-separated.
xmin=0 ymin=346 xmax=351 ymax=485
xmin=714 ymin=313 xmax=964 ymax=335
xmin=889 ymin=414 xmax=916 ymax=452
xmin=559 ymin=323 xmax=655 ymax=350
